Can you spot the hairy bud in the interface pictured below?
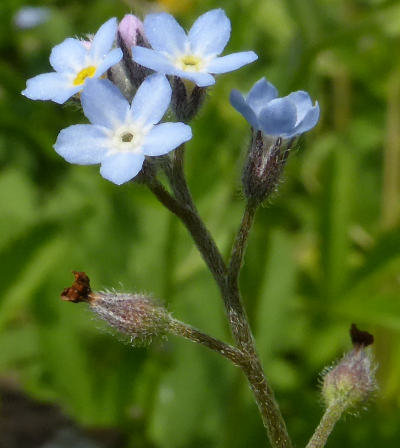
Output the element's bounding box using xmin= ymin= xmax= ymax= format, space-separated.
xmin=171 ymin=77 xmax=207 ymax=123
xmin=61 ymin=271 xmax=171 ymax=343
xmin=111 ymin=15 xmax=151 ymax=92
xmin=242 ymin=131 xmax=293 ymax=204
xmin=321 ymin=324 xmax=377 ymax=411
xmin=90 ymin=291 xmax=171 ymax=342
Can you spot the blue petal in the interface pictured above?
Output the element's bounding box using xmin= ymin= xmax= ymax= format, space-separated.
xmin=131 ymin=47 xmax=215 ymax=86
xmin=142 ymin=122 xmax=192 ymax=156
xmin=288 ymin=102 xmax=320 ymax=137
xmin=229 ymin=89 xmax=258 ymax=129
xmin=54 ymin=124 xmax=108 ymax=164
xmin=22 ymin=72 xmax=79 ymax=104
xmin=100 ymin=152 xmax=145 ymax=184
xmin=130 ymin=74 xmax=171 ymax=126
xmin=144 ymin=13 xmax=187 ymax=54
xmin=95 ymin=47 xmax=123 ymax=76
xmin=171 ymin=70 xmax=215 ymax=87
xmin=207 ymin=51 xmax=258 ymax=74
xmin=132 ymin=46 xmax=175 ymax=73
xmin=188 ymin=9 xmax=231 ymax=56
xmin=81 ymin=79 xmax=129 ymax=128
xmin=286 ymin=91 xmax=312 ymax=124
xmin=259 ymin=98 xmax=297 ymax=136
xmin=49 ymin=38 xmax=87 ymax=73
xmin=246 ymin=78 xmax=278 ymax=116
xmin=90 ymin=18 xmax=118 ymax=61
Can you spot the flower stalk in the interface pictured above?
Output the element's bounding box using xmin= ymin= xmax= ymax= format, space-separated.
xmin=305 ymin=402 xmax=346 ymax=448
xmin=145 ymin=156 xmax=293 ymax=448
xmin=307 ymin=324 xmax=376 ymax=448
xmin=168 ymin=318 xmax=245 ymax=366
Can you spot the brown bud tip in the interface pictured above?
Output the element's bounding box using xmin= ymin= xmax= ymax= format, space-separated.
xmin=350 ymin=323 xmax=374 ymax=348
xmin=61 ymin=271 xmax=92 ymax=303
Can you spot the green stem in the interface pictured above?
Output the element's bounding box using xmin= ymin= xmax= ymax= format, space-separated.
xmin=146 ymin=175 xmax=292 ymax=448
xmin=168 ymin=318 xmax=245 ymax=366
xmin=306 ymin=402 xmax=346 ymax=448
xmin=146 ymin=178 xmax=227 ymax=291
xmin=228 ymin=200 xmax=258 ymax=300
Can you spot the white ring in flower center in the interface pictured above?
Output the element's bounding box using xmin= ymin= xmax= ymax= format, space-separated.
xmin=110 ymin=124 xmax=145 ymax=154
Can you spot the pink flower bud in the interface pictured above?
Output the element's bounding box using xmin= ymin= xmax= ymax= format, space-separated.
xmin=81 ymin=39 xmax=92 ymax=50
xmin=118 ymin=14 xmax=146 ymax=49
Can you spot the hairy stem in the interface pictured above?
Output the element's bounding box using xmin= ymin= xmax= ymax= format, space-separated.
xmin=228 ymin=200 xmax=258 ymax=298
xmin=226 ymin=202 xmax=292 ymax=448
xmin=171 ymin=145 xmax=195 ymax=208
xmin=146 ymin=178 xmax=227 ymax=290
xmin=169 ymin=318 xmax=245 ymax=366
xmin=306 ymin=402 xmax=346 ymax=448
xmin=146 ymin=170 xmax=292 ymax=448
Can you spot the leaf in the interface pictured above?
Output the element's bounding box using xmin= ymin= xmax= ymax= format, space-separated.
xmin=148 ymin=340 xmax=225 ymax=448
xmin=0 ymin=231 xmax=65 ymax=331
xmin=319 ymin=149 xmax=354 ymax=300
xmin=255 ymin=230 xmax=299 ymax=379
xmin=345 ymin=228 xmax=400 ymax=293
xmin=0 ymin=169 xmax=38 ymax=250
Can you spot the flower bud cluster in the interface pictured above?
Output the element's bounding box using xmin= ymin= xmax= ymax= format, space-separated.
xmin=321 ymin=324 xmax=377 ymax=412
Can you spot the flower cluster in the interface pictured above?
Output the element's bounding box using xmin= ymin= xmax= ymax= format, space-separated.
xmin=22 ymin=9 xmax=320 ymax=185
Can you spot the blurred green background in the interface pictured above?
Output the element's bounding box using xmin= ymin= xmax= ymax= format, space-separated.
xmin=1 ymin=0 xmax=400 ymax=446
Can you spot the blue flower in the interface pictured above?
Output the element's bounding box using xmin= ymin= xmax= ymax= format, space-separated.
xmin=230 ymin=78 xmax=320 ymax=138
xmin=14 ymin=6 xmax=51 ymax=29
xmin=54 ymin=74 xmax=192 ymax=185
xmin=22 ymin=18 xmax=122 ymax=104
xmin=131 ymin=9 xmax=258 ymax=87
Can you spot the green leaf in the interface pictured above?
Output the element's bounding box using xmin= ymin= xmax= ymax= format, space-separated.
xmin=255 ymin=229 xmax=300 ymax=387
xmin=345 ymin=228 xmax=400 ymax=293
xmin=319 ymin=149 xmax=354 ymax=300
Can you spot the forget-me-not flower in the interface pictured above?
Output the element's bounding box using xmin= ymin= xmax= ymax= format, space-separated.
xmin=132 ymin=9 xmax=258 ymax=87
xmin=230 ymin=78 xmax=320 ymax=138
xmin=54 ymin=74 xmax=192 ymax=185
xmin=14 ymin=6 xmax=51 ymax=29
xmin=22 ymin=18 xmax=122 ymax=104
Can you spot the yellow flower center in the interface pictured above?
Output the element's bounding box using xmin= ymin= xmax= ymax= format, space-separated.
xmin=73 ymin=66 xmax=97 ymax=86
xmin=176 ymin=55 xmax=203 ymax=72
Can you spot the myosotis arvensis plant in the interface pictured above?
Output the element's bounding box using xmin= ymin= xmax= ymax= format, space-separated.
xmin=22 ymin=9 xmax=377 ymax=448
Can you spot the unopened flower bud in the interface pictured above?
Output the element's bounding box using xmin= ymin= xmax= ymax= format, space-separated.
xmin=321 ymin=324 xmax=377 ymax=411
xmin=113 ymin=14 xmax=150 ymax=91
xmin=242 ymin=131 xmax=292 ymax=204
xmin=80 ymin=38 xmax=92 ymax=50
xmin=61 ymin=271 xmax=171 ymax=343
xmin=171 ymin=77 xmax=207 ymax=123
xmin=118 ymin=14 xmax=146 ymax=49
